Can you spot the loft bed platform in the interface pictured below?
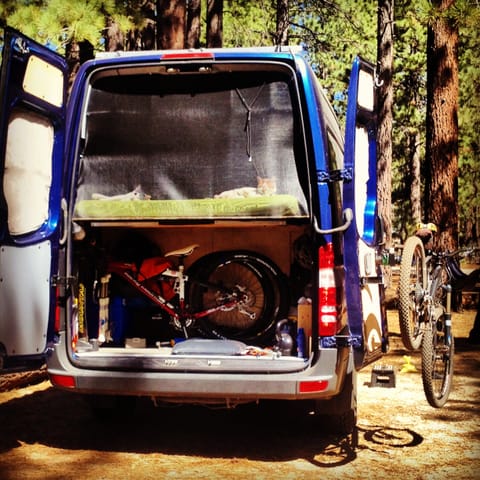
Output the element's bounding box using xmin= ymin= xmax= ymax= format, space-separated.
xmin=73 ymin=194 xmax=305 ymax=222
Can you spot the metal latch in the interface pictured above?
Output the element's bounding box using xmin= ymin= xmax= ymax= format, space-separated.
xmin=360 ymin=276 xmax=384 ymax=286
xmin=317 ymin=168 xmax=353 ymax=183
xmin=320 ymin=335 xmax=363 ymax=349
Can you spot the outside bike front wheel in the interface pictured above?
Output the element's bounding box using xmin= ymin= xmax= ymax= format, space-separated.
xmin=421 ymin=315 xmax=454 ymax=408
xmin=188 ymin=252 xmax=277 ymax=343
xmin=399 ymin=236 xmax=427 ymax=350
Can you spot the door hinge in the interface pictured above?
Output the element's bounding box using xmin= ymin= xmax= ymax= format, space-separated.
xmin=13 ymin=37 xmax=30 ymax=55
xmin=320 ymin=335 xmax=363 ymax=349
xmin=51 ymin=275 xmax=76 ymax=288
xmin=360 ymin=276 xmax=384 ymax=286
xmin=317 ymin=168 xmax=353 ymax=184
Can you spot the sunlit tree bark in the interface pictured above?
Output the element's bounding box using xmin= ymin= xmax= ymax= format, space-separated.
xmin=425 ymin=0 xmax=459 ymax=250
xmin=376 ymin=0 xmax=394 ymax=247
xmin=275 ymin=0 xmax=289 ymax=46
xmin=207 ymin=0 xmax=223 ymax=47
xmin=157 ymin=0 xmax=186 ymax=49
xmin=186 ymin=0 xmax=201 ymax=48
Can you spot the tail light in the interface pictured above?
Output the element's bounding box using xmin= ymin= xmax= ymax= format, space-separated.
xmin=161 ymin=52 xmax=214 ymax=60
xmin=318 ymin=243 xmax=338 ymax=336
xmin=54 ymin=285 xmax=62 ymax=334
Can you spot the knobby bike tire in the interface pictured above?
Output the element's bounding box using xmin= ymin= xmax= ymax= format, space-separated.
xmin=227 ymin=250 xmax=290 ymax=323
xmin=421 ymin=323 xmax=454 ymax=408
xmin=421 ymin=272 xmax=454 ymax=408
xmin=398 ymin=236 xmax=427 ymax=351
xmin=188 ymin=251 xmax=284 ymax=343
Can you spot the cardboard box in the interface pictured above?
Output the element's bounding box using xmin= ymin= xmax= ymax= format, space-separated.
xmin=297 ymin=303 xmax=312 ymax=338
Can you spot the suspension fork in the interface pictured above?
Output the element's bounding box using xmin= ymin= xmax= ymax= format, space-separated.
xmin=443 ymin=283 xmax=452 ymax=347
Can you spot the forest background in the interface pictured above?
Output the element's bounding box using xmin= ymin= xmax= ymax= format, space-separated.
xmin=1 ymin=0 xmax=479 ymax=248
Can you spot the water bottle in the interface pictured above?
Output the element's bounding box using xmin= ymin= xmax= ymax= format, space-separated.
xmin=297 ymin=327 xmax=306 ymax=358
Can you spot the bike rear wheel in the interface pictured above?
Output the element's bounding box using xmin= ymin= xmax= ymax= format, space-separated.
xmin=399 ymin=236 xmax=427 ymax=350
xmin=421 ymin=316 xmax=454 ymax=408
xmin=421 ymin=272 xmax=454 ymax=408
xmin=188 ymin=252 xmax=279 ymax=343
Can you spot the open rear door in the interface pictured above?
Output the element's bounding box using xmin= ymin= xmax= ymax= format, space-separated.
xmin=0 ymin=28 xmax=67 ymax=369
xmin=342 ymin=57 xmax=387 ymax=369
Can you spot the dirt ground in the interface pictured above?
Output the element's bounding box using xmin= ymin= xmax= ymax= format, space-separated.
xmin=0 ymin=308 xmax=479 ymax=480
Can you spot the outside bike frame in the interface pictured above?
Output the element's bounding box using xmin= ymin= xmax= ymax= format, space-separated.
xmin=399 ymin=233 xmax=478 ymax=407
xmin=420 ymin=250 xmax=454 ymax=408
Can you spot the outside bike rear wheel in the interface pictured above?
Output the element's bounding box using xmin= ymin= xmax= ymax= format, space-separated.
xmin=188 ymin=252 xmax=278 ymax=343
xmin=421 ymin=316 xmax=454 ymax=408
xmin=399 ymin=236 xmax=427 ymax=350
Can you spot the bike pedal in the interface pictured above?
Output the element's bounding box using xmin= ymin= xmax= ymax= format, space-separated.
xmin=370 ymin=364 xmax=396 ymax=388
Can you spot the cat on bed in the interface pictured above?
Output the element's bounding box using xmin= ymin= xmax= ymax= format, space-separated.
xmin=92 ymin=185 xmax=151 ymax=201
xmin=214 ymin=177 xmax=276 ymax=199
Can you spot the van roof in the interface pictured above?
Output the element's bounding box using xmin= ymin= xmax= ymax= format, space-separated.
xmin=95 ymin=45 xmax=305 ymax=60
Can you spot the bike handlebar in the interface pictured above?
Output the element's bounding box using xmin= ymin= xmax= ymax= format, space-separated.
xmin=430 ymin=247 xmax=480 ymax=259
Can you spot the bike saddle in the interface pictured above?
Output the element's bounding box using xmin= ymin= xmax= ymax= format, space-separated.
xmin=447 ymin=257 xmax=480 ymax=291
xmin=446 ymin=256 xmax=467 ymax=281
xmin=415 ymin=222 xmax=437 ymax=248
xmin=164 ymin=244 xmax=199 ymax=258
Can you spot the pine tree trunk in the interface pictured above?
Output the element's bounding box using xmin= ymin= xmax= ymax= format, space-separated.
xmin=275 ymin=0 xmax=289 ymax=46
xmin=476 ymin=205 xmax=480 ymax=245
xmin=186 ymin=0 xmax=201 ymax=48
xmin=376 ymin=0 xmax=394 ymax=247
xmin=141 ymin=1 xmax=157 ymax=50
xmin=157 ymin=0 xmax=186 ymax=49
xmin=409 ymin=131 xmax=422 ymax=225
xmin=126 ymin=1 xmax=156 ymax=50
xmin=425 ymin=0 xmax=459 ymax=250
xmin=65 ymin=40 xmax=94 ymax=94
xmin=105 ymin=16 xmax=124 ymax=51
xmin=207 ymin=0 xmax=223 ymax=48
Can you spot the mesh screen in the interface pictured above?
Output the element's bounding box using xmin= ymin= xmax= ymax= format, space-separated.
xmin=76 ymin=70 xmax=307 ymax=213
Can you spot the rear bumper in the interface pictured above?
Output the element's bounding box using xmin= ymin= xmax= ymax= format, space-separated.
xmin=47 ymin=335 xmax=352 ymax=402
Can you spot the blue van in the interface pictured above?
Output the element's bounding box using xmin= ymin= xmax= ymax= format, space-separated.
xmin=0 ymin=27 xmax=388 ymax=433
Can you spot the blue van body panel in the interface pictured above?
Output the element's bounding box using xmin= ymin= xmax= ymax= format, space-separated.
xmin=0 ymin=27 xmax=67 ymax=247
xmin=342 ymin=57 xmax=365 ymax=349
xmin=342 ymin=57 xmax=384 ymax=367
xmin=300 ymin=61 xmax=333 ymax=239
xmin=0 ymin=28 xmax=68 ymax=367
xmin=343 ymin=57 xmax=378 ymax=245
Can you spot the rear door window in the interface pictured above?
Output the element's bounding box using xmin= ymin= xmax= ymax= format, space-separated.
xmin=74 ymin=64 xmax=308 ymax=220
